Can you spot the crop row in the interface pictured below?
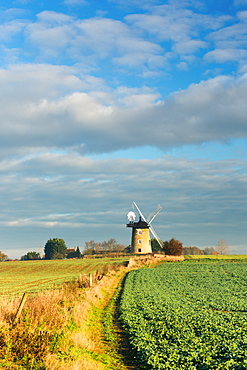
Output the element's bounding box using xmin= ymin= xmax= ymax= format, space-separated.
xmin=119 ymin=262 xmax=247 ymax=369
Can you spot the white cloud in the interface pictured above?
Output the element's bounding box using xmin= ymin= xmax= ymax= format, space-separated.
xmin=207 ymin=22 xmax=247 ymax=46
xmin=36 ymin=11 xmax=74 ymax=24
xmin=0 ymin=64 xmax=247 ymax=157
xmin=0 ymin=1 xmax=247 ymax=258
xmin=204 ymin=48 xmax=247 ymax=63
xmin=0 ymin=20 xmax=27 ymax=42
xmin=126 ymin=6 xmax=230 ymax=45
xmin=22 ymin=12 xmax=167 ymax=75
xmin=0 ymin=153 xmax=246 ymax=255
xmin=237 ymin=10 xmax=247 ymax=21
xmin=176 ymin=61 xmax=189 ymax=70
xmin=0 ymin=5 xmax=243 ymax=78
xmin=173 ymin=39 xmax=207 ymax=54
xmin=205 ymin=18 xmax=247 ymax=65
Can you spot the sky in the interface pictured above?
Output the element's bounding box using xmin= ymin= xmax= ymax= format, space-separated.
xmin=0 ymin=0 xmax=247 ymax=258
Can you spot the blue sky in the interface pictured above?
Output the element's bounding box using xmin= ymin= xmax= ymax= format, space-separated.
xmin=0 ymin=0 xmax=246 ymax=258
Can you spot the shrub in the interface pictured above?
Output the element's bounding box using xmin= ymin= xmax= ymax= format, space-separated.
xmin=163 ymin=238 xmax=183 ymax=256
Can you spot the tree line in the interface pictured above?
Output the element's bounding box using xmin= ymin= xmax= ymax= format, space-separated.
xmin=19 ymin=237 xmax=126 ymax=260
xmin=0 ymin=237 xmax=229 ymax=261
xmin=151 ymin=238 xmax=229 ymax=256
xmin=83 ymin=238 xmax=127 ymax=255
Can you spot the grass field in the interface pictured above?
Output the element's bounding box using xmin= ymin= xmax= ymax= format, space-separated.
xmin=1 ymin=255 xmax=247 ymax=369
xmin=120 ymin=260 xmax=247 ymax=369
xmin=0 ymin=257 xmax=129 ymax=296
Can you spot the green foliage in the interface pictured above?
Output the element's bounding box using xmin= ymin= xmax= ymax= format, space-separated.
xmin=151 ymin=238 xmax=163 ymax=252
xmin=120 ymin=262 xmax=247 ymax=369
xmin=163 ymin=237 xmax=183 ymax=256
xmin=66 ymin=247 xmax=81 ymax=259
xmin=124 ymin=245 xmax=131 ymax=253
xmin=20 ymin=251 xmax=41 ymax=260
xmin=44 ymin=238 xmax=67 ymax=260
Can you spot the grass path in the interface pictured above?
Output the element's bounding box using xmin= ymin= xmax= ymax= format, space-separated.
xmin=80 ymin=269 xmax=137 ymax=370
xmin=43 ymin=267 xmax=137 ymax=370
xmin=101 ymin=271 xmax=137 ymax=370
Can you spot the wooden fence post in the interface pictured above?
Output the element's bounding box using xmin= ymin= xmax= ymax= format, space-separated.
xmin=13 ymin=292 xmax=28 ymax=325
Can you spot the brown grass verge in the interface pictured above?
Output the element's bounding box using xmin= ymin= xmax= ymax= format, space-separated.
xmin=127 ymin=253 xmax=184 ymax=268
xmin=0 ymin=262 xmax=128 ymax=369
xmin=0 ymin=256 xmax=179 ymax=369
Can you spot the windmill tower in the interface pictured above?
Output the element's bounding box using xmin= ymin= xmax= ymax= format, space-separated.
xmin=126 ymin=202 xmax=163 ymax=254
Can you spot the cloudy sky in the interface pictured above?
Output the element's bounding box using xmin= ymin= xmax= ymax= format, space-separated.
xmin=0 ymin=0 xmax=247 ymax=258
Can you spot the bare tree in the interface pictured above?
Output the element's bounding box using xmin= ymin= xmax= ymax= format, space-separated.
xmin=84 ymin=240 xmax=96 ymax=255
xmin=0 ymin=251 xmax=8 ymax=261
xmin=216 ymin=239 xmax=229 ymax=255
xmin=204 ymin=247 xmax=216 ymax=255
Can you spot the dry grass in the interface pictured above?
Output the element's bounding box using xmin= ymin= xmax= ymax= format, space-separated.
xmin=0 ymin=288 xmax=70 ymax=368
xmin=0 ymin=262 xmax=128 ymax=369
xmin=128 ymin=254 xmax=184 ymax=268
xmin=0 ymin=296 xmax=19 ymax=325
xmin=0 ymin=257 xmax=169 ymax=369
xmin=45 ymin=353 xmax=105 ymax=370
xmin=43 ymin=267 xmax=128 ymax=370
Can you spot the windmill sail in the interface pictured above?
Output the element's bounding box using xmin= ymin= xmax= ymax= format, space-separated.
xmin=147 ymin=204 xmax=162 ymax=224
xmin=149 ymin=224 xmax=163 ymax=249
xmin=132 ymin=202 xmax=146 ymax=222
xmin=132 ymin=202 xmax=163 ymax=249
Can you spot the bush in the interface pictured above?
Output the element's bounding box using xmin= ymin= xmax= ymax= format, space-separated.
xmin=163 ymin=238 xmax=183 ymax=256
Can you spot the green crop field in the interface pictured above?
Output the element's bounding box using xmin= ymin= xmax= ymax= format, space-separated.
xmin=0 ymin=257 xmax=128 ymax=296
xmin=120 ymin=261 xmax=247 ymax=369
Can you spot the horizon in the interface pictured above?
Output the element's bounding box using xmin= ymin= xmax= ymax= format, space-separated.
xmin=0 ymin=0 xmax=246 ymax=259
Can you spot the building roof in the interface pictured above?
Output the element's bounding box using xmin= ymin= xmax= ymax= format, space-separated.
xmin=126 ymin=216 xmax=149 ymax=229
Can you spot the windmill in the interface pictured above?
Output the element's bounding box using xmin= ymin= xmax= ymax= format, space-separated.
xmin=126 ymin=202 xmax=163 ymax=254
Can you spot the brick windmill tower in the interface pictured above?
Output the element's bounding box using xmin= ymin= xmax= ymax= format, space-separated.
xmin=126 ymin=202 xmax=162 ymax=254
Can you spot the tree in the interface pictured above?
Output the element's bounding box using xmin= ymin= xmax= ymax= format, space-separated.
xmin=204 ymin=247 xmax=216 ymax=255
xmin=84 ymin=239 xmax=126 ymax=255
xmin=114 ymin=243 xmax=126 ymax=253
xmin=163 ymin=238 xmax=183 ymax=256
xmin=124 ymin=245 xmax=131 ymax=253
xmin=99 ymin=238 xmax=125 ymax=253
xmin=84 ymin=240 xmax=96 ymax=255
xmin=151 ymin=238 xmax=163 ymax=252
xmin=183 ymin=246 xmax=204 ymax=255
xmin=100 ymin=238 xmax=117 ymax=252
xmin=0 ymin=251 xmax=8 ymax=261
xmin=44 ymin=238 xmax=67 ymax=259
xmin=216 ymin=239 xmax=229 ymax=255
xmin=21 ymin=251 xmax=41 ymax=260
xmin=67 ymin=247 xmax=81 ymax=259
xmin=75 ymin=246 xmax=81 ymax=258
